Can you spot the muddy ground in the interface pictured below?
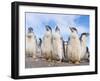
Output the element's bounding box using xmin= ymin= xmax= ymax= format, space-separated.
xmin=25 ymin=55 xmax=89 ymax=68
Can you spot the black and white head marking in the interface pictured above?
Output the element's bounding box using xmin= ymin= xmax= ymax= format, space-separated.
xmin=45 ymin=25 xmax=52 ymax=32
xmin=55 ymin=26 xmax=60 ymax=32
xmin=80 ymin=33 xmax=89 ymax=40
xmin=69 ymin=27 xmax=78 ymax=33
xmin=28 ymin=27 xmax=33 ymax=33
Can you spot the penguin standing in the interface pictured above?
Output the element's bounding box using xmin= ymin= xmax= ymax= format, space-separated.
xmin=37 ymin=38 xmax=42 ymax=58
xmin=67 ymin=27 xmax=81 ymax=64
xmin=80 ymin=33 xmax=89 ymax=61
xmin=52 ymin=26 xmax=64 ymax=63
xmin=63 ymin=41 xmax=68 ymax=62
xmin=26 ymin=27 xmax=37 ymax=60
xmin=41 ymin=25 xmax=52 ymax=62
xmin=84 ymin=46 xmax=90 ymax=62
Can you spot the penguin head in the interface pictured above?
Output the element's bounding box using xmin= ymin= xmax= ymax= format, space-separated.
xmin=69 ymin=27 xmax=78 ymax=39
xmin=55 ymin=26 xmax=60 ymax=33
xmin=45 ymin=25 xmax=52 ymax=32
xmin=28 ymin=27 xmax=33 ymax=33
xmin=80 ymin=33 xmax=89 ymax=41
xmin=82 ymin=33 xmax=89 ymax=36
xmin=27 ymin=27 xmax=34 ymax=38
xmin=69 ymin=27 xmax=78 ymax=33
xmin=55 ymin=26 xmax=60 ymax=31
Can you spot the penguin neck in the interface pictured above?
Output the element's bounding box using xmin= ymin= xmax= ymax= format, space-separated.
xmin=27 ymin=32 xmax=35 ymax=38
xmin=46 ymin=31 xmax=51 ymax=34
xmin=81 ymin=40 xmax=87 ymax=48
xmin=44 ymin=31 xmax=52 ymax=41
xmin=70 ymin=35 xmax=80 ymax=47
xmin=71 ymin=34 xmax=79 ymax=41
xmin=45 ymin=31 xmax=52 ymax=36
xmin=54 ymin=32 xmax=61 ymax=40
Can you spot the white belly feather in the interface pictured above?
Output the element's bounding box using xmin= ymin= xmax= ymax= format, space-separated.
xmin=68 ymin=38 xmax=81 ymax=62
xmin=26 ymin=36 xmax=37 ymax=58
xmin=52 ymin=33 xmax=64 ymax=60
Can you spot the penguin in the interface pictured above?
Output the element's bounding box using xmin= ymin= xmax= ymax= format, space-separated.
xmin=39 ymin=38 xmax=42 ymax=47
xmin=37 ymin=38 xmax=42 ymax=58
xmin=67 ymin=27 xmax=81 ymax=64
xmin=41 ymin=25 xmax=52 ymax=62
xmin=84 ymin=46 xmax=90 ymax=62
xmin=80 ymin=33 xmax=89 ymax=61
xmin=63 ymin=41 xmax=68 ymax=62
xmin=52 ymin=26 xmax=64 ymax=63
xmin=26 ymin=27 xmax=37 ymax=60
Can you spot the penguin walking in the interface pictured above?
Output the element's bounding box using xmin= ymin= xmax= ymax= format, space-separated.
xmin=52 ymin=26 xmax=64 ymax=63
xmin=41 ymin=25 xmax=52 ymax=62
xmin=67 ymin=27 xmax=81 ymax=64
xmin=80 ymin=33 xmax=89 ymax=61
xmin=26 ymin=27 xmax=37 ymax=60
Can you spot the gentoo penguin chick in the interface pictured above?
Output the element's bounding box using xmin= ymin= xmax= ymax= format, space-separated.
xmin=41 ymin=25 xmax=52 ymax=62
xmin=52 ymin=26 xmax=64 ymax=63
xmin=26 ymin=27 xmax=37 ymax=60
xmin=67 ymin=27 xmax=81 ymax=64
xmin=80 ymin=33 xmax=89 ymax=61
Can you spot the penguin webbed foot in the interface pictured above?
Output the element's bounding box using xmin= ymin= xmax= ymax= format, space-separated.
xmin=74 ymin=61 xmax=80 ymax=64
xmin=69 ymin=60 xmax=80 ymax=64
xmin=57 ymin=59 xmax=62 ymax=63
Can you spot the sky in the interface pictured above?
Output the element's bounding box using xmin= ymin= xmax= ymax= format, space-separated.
xmin=25 ymin=12 xmax=90 ymax=48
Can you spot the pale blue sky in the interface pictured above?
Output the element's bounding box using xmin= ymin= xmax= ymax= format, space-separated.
xmin=25 ymin=12 xmax=90 ymax=48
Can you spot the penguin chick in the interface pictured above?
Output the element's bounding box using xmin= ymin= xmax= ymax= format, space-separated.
xmin=26 ymin=27 xmax=37 ymax=60
xmin=80 ymin=33 xmax=89 ymax=61
xmin=37 ymin=38 xmax=42 ymax=58
xmin=52 ymin=26 xmax=64 ymax=63
xmin=67 ymin=27 xmax=81 ymax=64
xmin=41 ymin=25 xmax=52 ymax=62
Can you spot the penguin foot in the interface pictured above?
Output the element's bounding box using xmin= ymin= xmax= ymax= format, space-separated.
xmin=47 ymin=58 xmax=52 ymax=62
xmin=57 ymin=60 xmax=62 ymax=63
xmin=74 ymin=61 xmax=80 ymax=64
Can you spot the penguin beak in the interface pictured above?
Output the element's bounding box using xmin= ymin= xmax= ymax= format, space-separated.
xmin=86 ymin=33 xmax=89 ymax=36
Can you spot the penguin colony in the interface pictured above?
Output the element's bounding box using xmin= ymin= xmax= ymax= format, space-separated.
xmin=26 ymin=26 xmax=89 ymax=64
